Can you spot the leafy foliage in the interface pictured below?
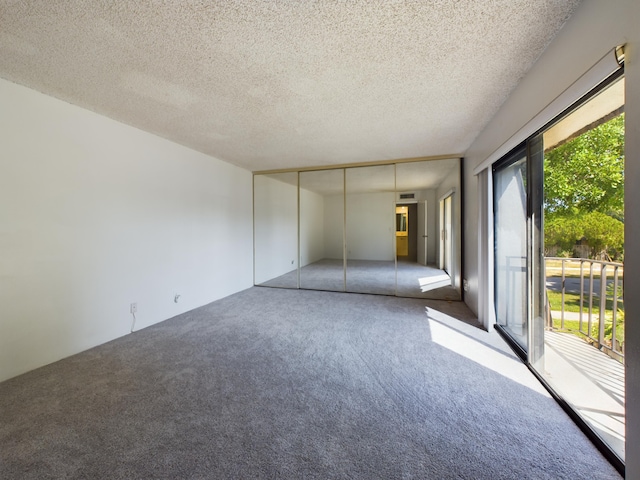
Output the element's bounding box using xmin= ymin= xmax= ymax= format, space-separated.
xmin=544 ymin=114 xmax=624 ymax=259
xmin=544 ymin=114 xmax=624 ymax=220
xmin=545 ymin=212 xmax=624 ymax=259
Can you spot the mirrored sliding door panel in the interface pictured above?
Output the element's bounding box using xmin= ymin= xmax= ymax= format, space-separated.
xmin=395 ymin=160 xmax=461 ymax=300
xmin=299 ymin=169 xmax=345 ymax=292
xmin=254 ymin=172 xmax=299 ymax=288
xmin=254 ymin=158 xmax=462 ymax=300
xmin=345 ymin=165 xmax=396 ymax=295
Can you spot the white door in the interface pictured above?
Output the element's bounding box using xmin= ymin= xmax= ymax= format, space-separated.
xmin=417 ymin=200 xmax=428 ymax=265
xmin=439 ymin=195 xmax=453 ymax=274
xmin=444 ymin=195 xmax=452 ymax=274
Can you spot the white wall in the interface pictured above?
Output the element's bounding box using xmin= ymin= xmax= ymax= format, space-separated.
xmin=462 ymin=0 xmax=640 ymax=474
xmin=254 ymin=174 xmax=298 ymax=283
xmin=300 ymin=187 xmax=325 ymax=266
xmin=346 ymin=192 xmax=395 ymax=261
xmin=0 ymin=78 xmax=254 ymax=383
xmin=323 ymin=194 xmax=344 ymax=259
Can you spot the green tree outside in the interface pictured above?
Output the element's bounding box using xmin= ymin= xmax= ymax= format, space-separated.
xmin=544 ymin=114 xmax=624 ymax=260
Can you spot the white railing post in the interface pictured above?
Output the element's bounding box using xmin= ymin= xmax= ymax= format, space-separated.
xmin=544 ymin=256 xmax=624 ymax=361
xmin=588 ymin=262 xmax=595 ymax=337
xmin=561 ymin=259 xmax=565 ymax=329
xmin=598 ymin=264 xmax=607 ymax=349
xmin=579 ymin=260 xmax=585 ymax=334
xmin=612 ymin=266 xmax=619 ymax=353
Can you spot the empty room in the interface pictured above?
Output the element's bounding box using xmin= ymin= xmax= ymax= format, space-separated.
xmin=1 ymin=1 xmax=639 ymax=479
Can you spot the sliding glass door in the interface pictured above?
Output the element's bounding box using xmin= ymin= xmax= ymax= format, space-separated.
xmin=492 ymin=71 xmax=625 ymax=469
xmin=493 ymin=147 xmax=528 ymax=353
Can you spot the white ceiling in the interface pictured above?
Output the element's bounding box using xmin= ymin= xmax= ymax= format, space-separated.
xmin=0 ymin=1 xmax=581 ymax=172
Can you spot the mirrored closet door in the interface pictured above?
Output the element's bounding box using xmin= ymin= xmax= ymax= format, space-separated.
xmin=395 ymin=160 xmax=461 ymax=300
xmin=299 ymin=169 xmax=345 ymax=292
xmin=345 ymin=164 xmax=396 ymax=295
xmin=253 ymin=158 xmax=462 ymax=300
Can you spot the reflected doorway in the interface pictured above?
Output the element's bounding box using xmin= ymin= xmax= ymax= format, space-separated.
xmin=395 ymin=204 xmax=413 ymax=259
xmin=394 ymin=201 xmax=454 ymax=299
xmin=439 ymin=194 xmax=453 ymax=275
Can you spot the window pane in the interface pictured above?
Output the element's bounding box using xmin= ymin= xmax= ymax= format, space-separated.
xmin=540 ymin=76 xmax=625 ymax=462
xmin=494 ymin=154 xmax=528 ymax=350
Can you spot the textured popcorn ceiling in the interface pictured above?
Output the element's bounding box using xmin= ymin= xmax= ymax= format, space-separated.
xmin=0 ymin=1 xmax=580 ymax=172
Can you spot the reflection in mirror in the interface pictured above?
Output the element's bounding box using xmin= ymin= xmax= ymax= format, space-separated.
xmin=299 ymin=169 xmax=345 ymax=291
xmin=395 ymin=159 xmax=461 ymax=300
xmin=396 ymin=207 xmax=408 ymax=233
xmin=396 ymin=206 xmax=409 ymax=257
xmin=345 ymin=165 xmax=396 ymax=295
xmin=254 ymin=172 xmax=299 ymax=288
xmin=253 ymin=159 xmax=462 ymax=300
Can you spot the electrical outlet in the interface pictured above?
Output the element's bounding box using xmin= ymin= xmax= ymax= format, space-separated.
xmin=130 ymin=302 xmax=137 ymax=314
xmin=463 ymin=279 xmax=469 ymax=292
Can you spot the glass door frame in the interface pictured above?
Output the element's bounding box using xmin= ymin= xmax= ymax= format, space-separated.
xmin=492 ymin=143 xmax=533 ymax=361
xmin=491 ymin=69 xmax=625 ymax=475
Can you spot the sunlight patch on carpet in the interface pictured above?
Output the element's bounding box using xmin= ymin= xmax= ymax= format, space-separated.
xmin=426 ymin=307 xmax=548 ymax=394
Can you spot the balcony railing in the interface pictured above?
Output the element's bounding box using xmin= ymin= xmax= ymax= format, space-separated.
xmin=545 ymin=257 xmax=624 ymax=362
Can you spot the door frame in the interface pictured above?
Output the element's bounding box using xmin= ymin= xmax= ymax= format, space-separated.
xmin=438 ymin=190 xmax=454 ymax=276
xmin=417 ymin=200 xmax=428 ymax=265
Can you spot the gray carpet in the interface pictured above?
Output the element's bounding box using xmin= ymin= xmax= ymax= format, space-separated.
xmin=0 ymin=288 xmax=620 ymax=479
xmin=301 ymin=258 xmax=346 ymax=292
xmin=261 ymin=258 xmax=459 ymax=300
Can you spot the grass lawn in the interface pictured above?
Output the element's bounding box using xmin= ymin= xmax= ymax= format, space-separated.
xmin=545 ymin=259 xmax=624 ymax=279
xmin=547 ymin=289 xmax=623 ymax=313
xmin=547 ymin=289 xmax=624 ymax=351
